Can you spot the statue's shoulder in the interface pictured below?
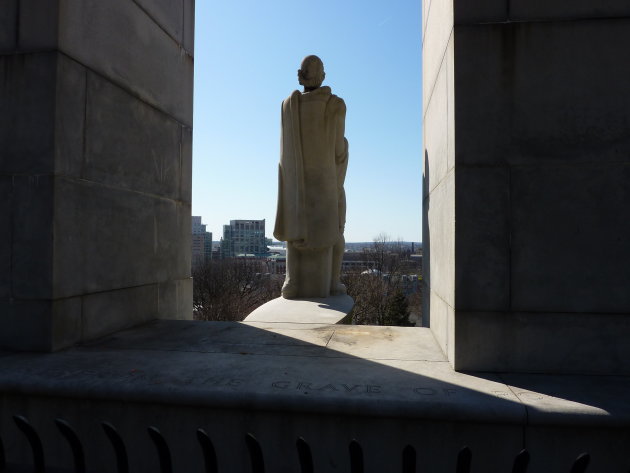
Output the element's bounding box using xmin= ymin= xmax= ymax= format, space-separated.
xmin=282 ymin=90 xmax=301 ymax=113
xmin=329 ymin=93 xmax=346 ymax=114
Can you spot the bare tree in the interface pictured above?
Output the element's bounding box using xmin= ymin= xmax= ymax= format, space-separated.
xmin=342 ymin=234 xmax=420 ymax=326
xmin=342 ymin=270 xmax=391 ymax=325
xmin=193 ymin=258 xmax=282 ymax=321
xmin=362 ymin=233 xmax=406 ymax=275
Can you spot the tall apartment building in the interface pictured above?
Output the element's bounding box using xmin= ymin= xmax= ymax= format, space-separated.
xmin=220 ymin=219 xmax=267 ymax=258
xmin=191 ymin=216 xmax=212 ymax=268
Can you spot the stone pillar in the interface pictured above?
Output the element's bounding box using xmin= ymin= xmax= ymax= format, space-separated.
xmin=0 ymin=0 xmax=194 ymax=351
xmin=423 ymin=1 xmax=630 ymax=373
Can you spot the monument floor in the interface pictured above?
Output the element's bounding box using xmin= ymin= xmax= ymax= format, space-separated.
xmin=1 ymin=320 xmax=629 ymax=472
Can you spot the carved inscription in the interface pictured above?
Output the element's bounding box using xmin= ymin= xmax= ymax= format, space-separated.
xmin=10 ymin=367 xmax=548 ymax=402
xmin=272 ymin=381 xmax=465 ymax=397
xmin=120 ymin=371 xmax=245 ymax=388
xmin=272 ymin=381 xmax=381 ymax=394
xmin=17 ymin=367 xmax=246 ymax=389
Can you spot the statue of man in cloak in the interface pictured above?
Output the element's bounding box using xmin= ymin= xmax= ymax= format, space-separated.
xmin=274 ymin=55 xmax=349 ymax=298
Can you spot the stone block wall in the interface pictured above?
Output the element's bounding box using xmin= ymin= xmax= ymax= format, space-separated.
xmin=422 ymin=0 xmax=456 ymax=362
xmin=423 ymin=0 xmax=630 ymax=373
xmin=0 ymin=0 xmax=194 ymax=350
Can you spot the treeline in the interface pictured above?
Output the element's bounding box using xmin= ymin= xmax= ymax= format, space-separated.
xmin=192 ymin=258 xmax=281 ymax=321
xmin=342 ymin=235 xmax=421 ymax=326
xmin=192 ymin=235 xmax=421 ymax=326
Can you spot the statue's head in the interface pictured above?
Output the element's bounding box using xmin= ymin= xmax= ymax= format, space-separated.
xmin=298 ymin=55 xmax=325 ymax=91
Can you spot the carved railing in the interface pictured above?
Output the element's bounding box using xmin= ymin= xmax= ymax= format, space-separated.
xmin=2 ymin=415 xmax=591 ymax=473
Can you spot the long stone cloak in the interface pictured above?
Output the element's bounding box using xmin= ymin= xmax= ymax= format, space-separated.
xmin=274 ymin=86 xmax=348 ymax=249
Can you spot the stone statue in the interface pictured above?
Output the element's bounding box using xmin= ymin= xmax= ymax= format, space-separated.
xmin=274 ymin=55 xmax=349 ymax=298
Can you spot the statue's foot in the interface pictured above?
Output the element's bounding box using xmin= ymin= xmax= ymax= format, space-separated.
xmin=281 ymin=282 xmax=299 ymax=299
xmin=330 ymin=281 xmax=347 ymax=296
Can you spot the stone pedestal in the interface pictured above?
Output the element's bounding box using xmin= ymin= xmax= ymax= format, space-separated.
xmin=245 ymin=294 xmax=354 ymax=324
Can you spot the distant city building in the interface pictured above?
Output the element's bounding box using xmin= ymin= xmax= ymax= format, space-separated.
xmin=192 ymin=216 xmax=206 ymax=235
xmin=266 ymin=245 xmax=287 ymax=274
xmin=204 ymin=237 xmax=213 ymax=261
xmin=220 ymin=219 xmax=268 ymax=258
xmin=211 ymin=242 xmax=222 ymax=260
xmin=191 ymin=216 xmax=212 ymax=268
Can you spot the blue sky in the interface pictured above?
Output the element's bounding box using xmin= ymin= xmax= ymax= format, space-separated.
xmin=192 ymin=0 xmax=423 ymax=242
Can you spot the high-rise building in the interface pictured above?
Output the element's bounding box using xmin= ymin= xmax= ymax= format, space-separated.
xmin=220 ymin=219 xmax=267 ymax=258
xmin=192 ymin=216 xmax=206 ymax=235
xmin=191 ymin=216 xmax=212 ymax=268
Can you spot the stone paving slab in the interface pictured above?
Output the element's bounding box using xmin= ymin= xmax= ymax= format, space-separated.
xmin=498 ymin=372 xmax=630 ymax=426
xmin=325 ymin=325 xmax=445 ymax=361
xmin=0 ymin=320 xmax=629 ymax=427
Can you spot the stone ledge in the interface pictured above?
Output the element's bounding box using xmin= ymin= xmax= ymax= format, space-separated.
xmin=2 ymin=320 xmax=630 ymax=472
xmin=1 ymin=320 xmax=629 ymax=427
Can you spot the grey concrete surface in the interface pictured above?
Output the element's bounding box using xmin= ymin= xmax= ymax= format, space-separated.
xmin=0 ymin=298 xmax=81 ymax=351
xmin=2 ymin=320 xmax=630 ymax=472
xmin=455 ymin=20 xmax=630 ymax=167
xmin=421 ymin=0 xmax=430 ymax=39
xmin=244 ymin=295 xmax=354 ymax=324
xmin=58 ymin=0 xmax=193 ymax=126
xmin=510 ymin=162 xmax=630 ymax=313
xmin=423 ymin=59 xmax=449 ymax=194
xmin=509 ymin=0 xmax=630 ymax=21
xmin=499 ymin=372 xmax=630 ymax=425
xmin=423 ymin=0 xmax=456 ymax=370
xmin=180 ymin=126 xmax=193 ymax=204
xmin=157 ymin=277 xmax=193 ymax=320
xmin=421 ymin=0 xmax=452 ymax=118
xmin=454 ymin=311 xmax=630 ymax=374
xmin=451 ymin=0 xmax=630 ymax=24
xmin=428 ymin=289 xmax=454 ymax=361
xmin=0 ymin=0 xmax=17 ymax=51
xmin=426 ymin=171 xmax=454 ymax=310
xmin=133 ymin=0 xmax=184 ymax=43
xmin=132 ymin=0 xmax=193 ymax=55
xmin=82 ymin=284 xmax=158 ymax=340
xmin=52 ymin=179 xmax=190 ymax=297
xmin=0 ymin=52 xmax=56 ymax=175
xmin=454 ymin=0 xmax=507 ymax=24
xmin=1 ymin=1 xmax=193 ymax=350
xmin=18 ymin=0 xmax=59 ymax=50
xmin=454 ymin=166 xmax=510 ymax=312
xmin=0 ymin=320 xmax=520 ymax=421
xmin=0 ymin=53 xmax=85 ymax=176
xmin=55 ymin=54 xmax=87 ymax=178
xmin=0 ymin=300 xmax=53 ymax=350
xmin=11 ymin=175 xmax=54 ymax=299
xmin=183 ymin=0 xmax=194 ymax=53
xmin=84 ymin=72 xmax=183 ymax=200
xmin=326 ymin=325 xmax=446 ymax=361
xmin=0 ymin=178 xmax=10 ymax=299
xmin=424 ymin=0 xmax=630 ymax=373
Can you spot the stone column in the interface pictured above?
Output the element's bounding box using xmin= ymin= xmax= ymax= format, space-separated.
xmin=423 ymin=0 xmax=630 ymax=373
xmin=0 ymin=0 xmax=194 ymax=350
